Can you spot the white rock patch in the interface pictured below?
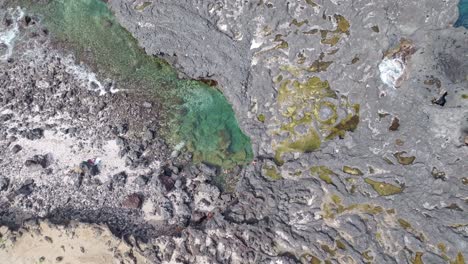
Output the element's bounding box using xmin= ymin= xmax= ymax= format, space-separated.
xmin=378 ymin=57 xmax=405 ymax=88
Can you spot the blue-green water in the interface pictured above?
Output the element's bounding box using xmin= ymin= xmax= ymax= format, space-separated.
xmin=455 ymin=0 xmax=468 ymax=28
xmin=13 ymin=0 xmax=253 ymax=168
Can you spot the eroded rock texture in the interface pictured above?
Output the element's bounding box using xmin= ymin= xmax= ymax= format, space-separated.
xmin=0 ymin=0 xmax=467 ymax=263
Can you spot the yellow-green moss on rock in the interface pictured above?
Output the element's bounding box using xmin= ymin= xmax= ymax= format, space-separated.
xmin=364 ymin=178 xmax=403 ymax=196
xmin=263 ymin=165 xmax=282 ymax=180
xmin=273 ymin=77 xmax=359 ymax=165
xmin=310 ymin=166 xmax=336 ymax=184
xmin=342 ymin=166 xmax=363 ymax=176
xmin=394 ymin=151 xmax=416 ymax=165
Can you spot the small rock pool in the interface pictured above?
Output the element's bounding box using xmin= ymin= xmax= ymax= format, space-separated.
xmin=12 ymin=0 xmax=253 ymax=169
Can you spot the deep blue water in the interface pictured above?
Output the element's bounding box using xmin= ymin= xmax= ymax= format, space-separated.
xmin=455 ymin=0 xmax=468 ymax=28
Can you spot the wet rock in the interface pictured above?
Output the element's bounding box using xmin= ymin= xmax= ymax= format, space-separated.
xmin=23 ymin=128 xmax=44 ymax=140
xmin=143 ymin=129 xmax=154 ymax=141
xmin=121 ymin=193 xmax=142 ymax=209
xmin=25 ymin=154 xmax=51 ymax=168
xmin=112 ymin=171 xmax=127 ymax=186
xmin=115 ymin=136 xmax=126 ymax=147
xmin=64 ymin=127 xmax=78 ymax=135
xmin=190 ymin=211 xmax=207 ymax=225
xmin=134 ymin=175 xmax=149 ymax=187
xmin=0 ymin=176 xmax=9 ymax=191
xmin=10 ymin=144 xmax=22 ymax=154
xmin=16 ymin=179 xmax=35 ymax=196
xmin=0 ymin=113 xmax=13 ymax=122
xmin=24 ymin=15 xmax=32 ymax=26
xmin=112 ymin=123 xmax=128 ymax=135
xmin=159 ymin=175 xmax=175 ymax=191
xmin=73 ymin=173 xmax=84 ymax=188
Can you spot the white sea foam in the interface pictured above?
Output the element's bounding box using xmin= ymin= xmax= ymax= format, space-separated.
xmin=0 ymin=7 xmax=24 ymax=61
xmin=62 ymin=55 xmax=119 ymax=95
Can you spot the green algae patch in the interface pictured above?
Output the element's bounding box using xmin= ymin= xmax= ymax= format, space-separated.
xmin=396 ymin=218 xmax=426 ymax=242
xmin=394 ymin=151 xmax=415 ymax=165
xmin=319 ymin=15 xmax=350 ymax=47
xmin=300 ymin=253 xmax=322 ymax=264
xmin=257 ymin=114 xmax=266 ymax=123
xmin=135 ymin=2 xmax=152 ymax=11
xmin=263 ymin=165 xmax=282 ymax=180
xmin=307 ymin=59 xmax=333 ymax=73
xmin=290 ymin=19 xmax=308 ymax=27
xmin=273 ymin=76 xmax=360 ymax=165
xmin=412 ymin=252 xmax=424 ymax=264
xmin=304 ymin=0 xmax=318 ymax=7
xmin=342 ymin=166 xmax=363 ymax=176
xmin=335 ymin=15 xmax=350 ymax=33
xmin=310 ymin=166 xmax=336 ymax=184
xmin=325 ymin=108 xmax=360 ymax=140
xmin=398 ymin=218 xmax=412 ymax=229
xmin=437 ymin=243 xmax=447 ymax=254
xmin=452 ymin=252 xmax=466 ymax=264
xmin=274 ymin=129 xmax=321 ymax=165
xmin=17 ymin=0 xmax=253 ymax=169
xmin=320 ymin=244 xmax=336 ymax=257
xmin=362 ymin=250 xmax=374 ymax=261
xmin=322 ymin=194 xmax=385 ymax=219
xmin=335 ymin=240 xmax=346 ymax=250
xmin=364 ymin=178 xmax=403 ymax=196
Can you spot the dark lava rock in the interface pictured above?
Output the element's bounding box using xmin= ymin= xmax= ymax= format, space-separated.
xmin=135 ymin=175 xmax=149 ymax=187
xmin=190 ymin=211 xmax=207 ymax=225
xmin=159 ymin=175 xmax=175 ymax=191
xmin=143 ymin=129 xmax=154 ymax=141
xmin=389 ymin=117 xmax=400 ymax=131
xmin=11 ymin=144 xmax=22 ymax=154
xmin=431 ymin=167 xmax=447 ymax=181
xmin=25 ymin=154 xmax=51 ymax=168
xmin=23 ymin=128 xmax=44 ymax=140
xmin=112 ymin=123 xmax=129 ymax=135
xmin=115 ymin=136 xmax=126 ymax=147
xmin=0 ymin=113 xmax=13 ymax=122
xmin=432 ymin=91 xmax=448 ymax=106
xmin=0 ymin=176 xmax=9 ymax=191
xmin=17 ymin=179 xmax=35 ymax=196
xmin=112 ymin=171 xmax=127 ymax=186
xmin=73 ymin=173 xmax=84 ymax=188
xmin=64 ymin=127 xmax=78 ymax=135
xmin=121 ymin=193 xmax=142 ymax=209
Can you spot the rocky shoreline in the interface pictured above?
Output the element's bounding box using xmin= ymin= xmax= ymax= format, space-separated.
xmin=1 ymin=0 xmax=468 ymax=263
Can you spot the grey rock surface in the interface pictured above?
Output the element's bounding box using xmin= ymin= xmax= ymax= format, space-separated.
xmin=106 ymin=0 xmax=468 ymax=262
xmin=0 ymin=0 xmax=467 ymax=263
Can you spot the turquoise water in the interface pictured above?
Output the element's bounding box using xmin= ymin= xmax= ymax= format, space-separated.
xmin=455 ymin=0 xmax=468 ymax=28
xmin=13 ymin=0 xmax=253 ymax=168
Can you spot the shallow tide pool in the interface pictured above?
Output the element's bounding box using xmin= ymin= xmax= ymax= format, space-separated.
xmin=455 ymin=0 xmax=468 ymax=28
xmin=13 ymin=0 xmax=253 ymax=168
